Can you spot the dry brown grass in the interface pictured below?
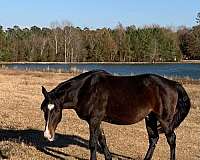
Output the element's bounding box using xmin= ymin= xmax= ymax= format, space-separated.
xmin=0 ymin=69 xmax=199 ymax=160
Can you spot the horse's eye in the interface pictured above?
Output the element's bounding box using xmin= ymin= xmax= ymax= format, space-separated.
xmin=54 ymin=107 xmax=60 ymax=112
xmin=43 ymin=105 xmax=48 ymax=112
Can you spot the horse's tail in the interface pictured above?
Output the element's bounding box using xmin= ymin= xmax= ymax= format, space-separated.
xmin=171 ymin=83 xmax=191 ymax=130
xmin=158 ymin=83 xmax=191 ymax=133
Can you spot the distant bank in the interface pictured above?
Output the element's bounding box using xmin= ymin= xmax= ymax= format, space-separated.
xmin=1 ymin=60 xmax=200 ymax=65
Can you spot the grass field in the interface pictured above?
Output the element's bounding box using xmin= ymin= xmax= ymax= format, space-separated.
xmin=0 ymin=69 xmax=199 ymax=160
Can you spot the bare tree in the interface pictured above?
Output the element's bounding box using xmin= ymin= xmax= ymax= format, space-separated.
xmin=61 ymin=20 xmax=73 ymax=62
xmin=50 ymin=21 xmax=60 ymax=56
xmin=114 ymin=23 xmax=129 ymax=62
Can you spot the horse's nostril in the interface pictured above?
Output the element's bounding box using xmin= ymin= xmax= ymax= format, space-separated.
xmin=44 ymin=130 xmax=51 ymax=138
xmin=48 ymin=137 xmax=55 ymax=142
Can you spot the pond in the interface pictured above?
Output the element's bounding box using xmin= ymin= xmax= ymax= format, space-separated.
xmin=1 ymin=63 xmax=200 ymax=79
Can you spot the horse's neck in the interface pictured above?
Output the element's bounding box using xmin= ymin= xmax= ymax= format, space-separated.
xmin=62 ymin=79 xmax=83 ymax=109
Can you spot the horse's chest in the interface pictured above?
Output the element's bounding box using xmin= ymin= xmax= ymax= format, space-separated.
xmin=75 ymin=107 xmax=91 ymax=121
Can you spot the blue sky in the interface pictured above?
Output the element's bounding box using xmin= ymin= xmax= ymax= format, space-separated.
xmin=0 ymin=0 xmax=199 ymax=29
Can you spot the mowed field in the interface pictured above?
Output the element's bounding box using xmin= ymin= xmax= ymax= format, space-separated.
xmin=0 ymin=69 xmax=199 ymax=160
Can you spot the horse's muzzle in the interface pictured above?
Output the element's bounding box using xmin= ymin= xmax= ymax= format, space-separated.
xmin=44 ymin=129 xmax=55 ymax=142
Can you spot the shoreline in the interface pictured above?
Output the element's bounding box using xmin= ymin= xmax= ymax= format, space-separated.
xmin=1 ymin=68 xmax=200 ymax=85
xmin=1 ymin=60 xmax=200 ymax=65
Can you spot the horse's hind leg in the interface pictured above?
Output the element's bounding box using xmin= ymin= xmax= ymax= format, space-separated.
xmin=144 ymin=113 xmax=159 ymax=160
xmin=98 ymin=127 xmax=112 ymax=160
xmin=157 ymin=119 xmax=176 ymax=160
xmin=165 ymin=130 xmax=176 ymax=160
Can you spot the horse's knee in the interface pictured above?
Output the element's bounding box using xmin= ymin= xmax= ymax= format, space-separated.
xmin=98 ymin=133 xmax=107 ymax=146
xmin=89 ymin=137 xmax=97 ymax=150
xmin=89 ymin=140 xmax=95 ymax=149
xmin=149 ymin=136 xmax=159 ymax=146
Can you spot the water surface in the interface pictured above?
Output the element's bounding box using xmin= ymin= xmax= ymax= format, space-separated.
xmin=1 ymin=63 xmax=200 ymax=79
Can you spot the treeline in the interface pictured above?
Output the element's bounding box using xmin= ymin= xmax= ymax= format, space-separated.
xmin=0 ymin=22 xmax=200 ymax=62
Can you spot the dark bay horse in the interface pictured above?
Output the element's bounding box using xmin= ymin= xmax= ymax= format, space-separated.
xmin=41 ymin=70 xmax=190 ymax=160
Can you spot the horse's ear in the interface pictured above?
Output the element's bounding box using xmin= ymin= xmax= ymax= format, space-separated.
xmin=42 ymin=86 xmax=49 ymax=98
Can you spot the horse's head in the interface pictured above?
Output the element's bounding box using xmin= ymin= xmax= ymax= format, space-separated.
xmin=41 ymin=86 xmax=62 ymax=142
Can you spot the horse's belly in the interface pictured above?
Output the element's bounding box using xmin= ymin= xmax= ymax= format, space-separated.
xmin=104 ymin=103 xmax=151 ymax=125
xmin=103 ymin=112 xmax=146 ymax=125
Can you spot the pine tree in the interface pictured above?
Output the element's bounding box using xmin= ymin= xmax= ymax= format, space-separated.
xmin=196 ymin=12 xmax=200 ymax=25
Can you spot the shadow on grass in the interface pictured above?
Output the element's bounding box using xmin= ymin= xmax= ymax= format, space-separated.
xmin=0 ymin=128 xmax=140 ymax=160
xmin=0 ymin=150 xmax=8 ymax=159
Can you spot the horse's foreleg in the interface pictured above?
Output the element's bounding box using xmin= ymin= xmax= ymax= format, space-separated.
xmin=89 ymin=117 xmax=101 ymax=160
xmin=144 ymin=114 xmax=159 ymax=160
xmin=98 ymin=128 xmax=112 ymax=160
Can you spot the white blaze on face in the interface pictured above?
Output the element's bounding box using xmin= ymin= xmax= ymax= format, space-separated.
xmin=44 ymin=103 xmax=55 ymax=141
xmin=48 ymin=104 xmax=55 ymax=111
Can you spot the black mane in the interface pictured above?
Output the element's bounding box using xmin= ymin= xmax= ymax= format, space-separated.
xmin=49 ymin=70 xmax=109 ymax=98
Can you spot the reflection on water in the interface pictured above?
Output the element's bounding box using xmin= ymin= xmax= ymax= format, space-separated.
xmin=1 ymin=63 xmax=200 ymax=79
